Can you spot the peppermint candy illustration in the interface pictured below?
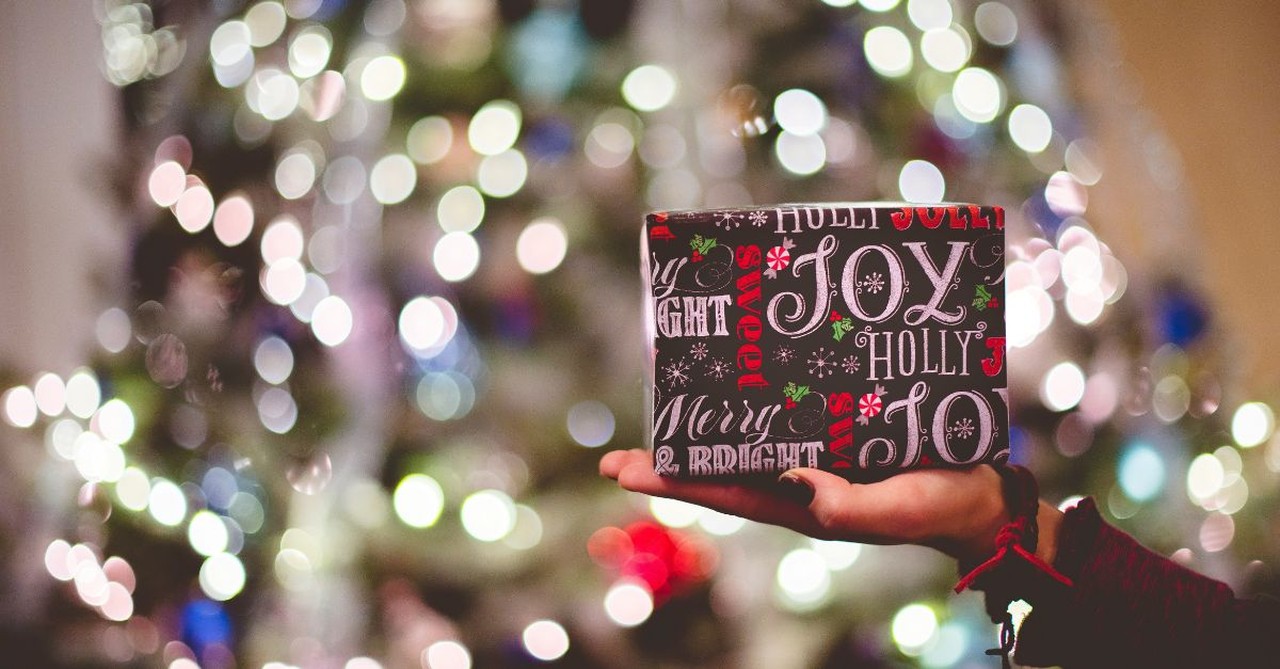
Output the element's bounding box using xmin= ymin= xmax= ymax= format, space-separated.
xmin=766 ymin=245 xmax=791 ymax=272
xmin=858 ymin=392 xmax=883 ymax=418
xmin=856 ymin=384 xmax=888 ymax=425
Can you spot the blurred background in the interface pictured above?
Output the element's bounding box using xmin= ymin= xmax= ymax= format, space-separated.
xmin=0 ymin=1 xmax=1277 ymax=667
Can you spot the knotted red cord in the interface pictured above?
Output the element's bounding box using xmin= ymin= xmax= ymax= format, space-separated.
xmin=954 ymin=515 xmax=1073 ymax=593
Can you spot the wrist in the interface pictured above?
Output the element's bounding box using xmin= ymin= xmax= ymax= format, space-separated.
xmin=1034 ymin=501 xmax=1062 ymax=567
xmin=949 ymin=465 xmax=1011 ymax=565
xmin=949 ymin=470 xmax=1064 ymax=569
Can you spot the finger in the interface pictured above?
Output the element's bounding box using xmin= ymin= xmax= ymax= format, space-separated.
xmin=780 ymin=468 xmax=927 ymax=544
xmin=617 ymin=460 xmax=820 ymax=534
xmin=599 ymin=449 xmax=647 ymax=479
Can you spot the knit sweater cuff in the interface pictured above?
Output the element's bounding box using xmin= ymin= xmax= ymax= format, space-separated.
xmin=1011 ymin=497 xmax=1236 ymax=668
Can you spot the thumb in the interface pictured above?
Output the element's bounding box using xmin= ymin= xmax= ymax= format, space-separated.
xmin=778 ymin=468 xmax=860 ymax=536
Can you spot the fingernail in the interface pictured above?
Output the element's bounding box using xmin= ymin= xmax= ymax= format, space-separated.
xmin=776 ymin=472 xmax=814 ymax=506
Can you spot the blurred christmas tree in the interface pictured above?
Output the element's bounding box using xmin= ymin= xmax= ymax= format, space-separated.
xmin=2 ymin=0 xmax=1277 ymax=667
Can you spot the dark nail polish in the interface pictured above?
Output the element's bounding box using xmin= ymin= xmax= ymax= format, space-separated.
xmin=776 ymin=473 xmax=814 ymax=506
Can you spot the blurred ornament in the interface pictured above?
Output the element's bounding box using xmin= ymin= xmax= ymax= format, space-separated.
xmin=146 ymin=333 xmax=189 ymax=388
xmin=506 ymin=9 xmax=589 ymax=103
xmin=180 ymin=598 xmax=234 ymax=659
xmin=718 ymin=85 xmax=770 ymax=138
xmin=601 ymin=521 xmax=717 ymax=604
xmin=78 ymin=482 xmax=113 ymax=522
xmin=286 ymin=453 xmax=334 ymax=495
xmin=1156 ymin=286 xmax=1209 ymax=346
xmin=523 ymin=116 xmax=575 ymax=160
xmin=133 ymin=300 xmax=167 ymax=344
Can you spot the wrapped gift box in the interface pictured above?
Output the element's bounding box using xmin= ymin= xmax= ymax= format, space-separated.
xmin=641 ymin=204 xmax=1009 ymax=482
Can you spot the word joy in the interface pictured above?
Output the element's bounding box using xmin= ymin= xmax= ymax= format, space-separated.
xmin=767 ymin=234 xmax=974 ymax=337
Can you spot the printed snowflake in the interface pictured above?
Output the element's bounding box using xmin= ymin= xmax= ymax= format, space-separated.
xmin=705 ymin=357 xmax=732 ymax=381
xmin=690 ymin=341 xmax=709 ymax=360
xmin=774 ymin=346 xmax=797 ymax=364
xmin=663 ymin=357 xmax=693 ymax=390
xmin=948 ymin=417 xmax=975 ymax=440
xmin=714 ymin=211 xmax=743 ymax=229
xmin=860 ymin=271 xmax=885 ymax=294
xmin=807 ymin=347 xmax=836 ymax=379
xmin=748 ymin=210 xmax=769 ymax=227
xmin=841 ymin=355 xmax=860 ymax=375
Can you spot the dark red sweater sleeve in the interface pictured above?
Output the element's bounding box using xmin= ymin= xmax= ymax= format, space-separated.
xmin=1010 ymin=498 xmax=1280 ymax=668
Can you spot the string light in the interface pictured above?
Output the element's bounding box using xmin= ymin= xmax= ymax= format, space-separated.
xmin=621 ymin=65 xmax=677 ymax=112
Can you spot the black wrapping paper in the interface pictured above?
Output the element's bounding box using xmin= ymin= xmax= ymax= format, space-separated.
xmin=642 ymin=204 xmax=1009 ymax=482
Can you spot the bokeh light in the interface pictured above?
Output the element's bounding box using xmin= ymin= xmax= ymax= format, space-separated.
xmin=460 ymin=489 xmax=516 ymax=542
xmin=95 ymin=398 xmax=136 ymax=444
xmin=908 ymin=0 xmax=953 ymax=30
xmin=603 ymin=579 xmax=654 ymax=627
xmin=920 ymin=28 xmax=970 ymax=73
xmin=360 ymin=55 xmax=406 ymax=101
xmin=262 ymin=258 xmax=307 ymax=305
xmin=3 ymin=385 xmax=38 ymax=428
xmin=148 ymin=478 xmax=187 ymax=527
xmin=254 ymin=336 xmax=295 ymax=384
xmin=198 ymin=552 xmax=246 ymax=601
xmin=369 ymin=153 xmax=416 ymax=205
xmin=212 ymin=193 xmax=254 ymax=247
xmin=898 ymin=159 xmax=946 ymax=202
xmin=521 ymin=620 xmax=569 ymax=662
xmin=775 ymin=548 xmax=831 ymax=610
xmin=516 ymin=217 xmax=568 ymax=274
xmin=775 ymin=131 xmax=826 ymax=176
xmin=245 ymin=2 xmax=286 ymax=47
xmin=1118 ymin=443 xmax=1165 ymax=502
xmin=424 ymin=640 xmax=471 ymax=669
xmin=975 ymin=2 xmax=1019 ymax=46
xmin=952 ymin=67 xmax=1004 ymax=123
xmin=1041 ymin=362 xmax=1086 ymax=411
xmin=567 ymin=400 xmax=615 ymax=447
xmin=262 ymin=216 xmax=306 ymax=264
xmin=415 ymin=372 xmax=475 ymax=420
xmin=468 ymin=100 xmax=522 ymax=156
xmin=174 ymin=183 xmax=215 ymax=233
xmin=1008 ymin=104 xmax=1053 ymax=153
xmin=34 ymin=373 xmax=66 ymax=417
xmin=861 ymin=0 xmax=902 ymax=11
xmin=407 ymin=116 xmax=453 ymax=164
xmin=649 ymin=497 xmax=702 ymax=528
xmin=621 ymin=65 xmax=677 ymax=112
xmin=188 ymin=510 xmax=230 ymax=557
xmin=1231 ymin=402 xmax=1274 ymax=447
xmin=288 ymin=26 xmax=332 ymax=79
xmin=773 ymin=89 xmax=827 ymax=136
xmin=436 ymin=185 xmax=485 ymax=233
xmin=891 ymin=603 xmax=939 ymax=656
xmin=148 ymin=161 xmax=186 ymax=206
xmin=393 ymin=474 xmax=444 ymax=528
xmin=311 ymin=296 xmax=353 ymax=346
xmin=476 ymin=149 xmax=527 ymax=198
xmin=433 ymin=232 xmax=481 ymax=282
xmin=864 ymin=26 xmax=914 ymax=78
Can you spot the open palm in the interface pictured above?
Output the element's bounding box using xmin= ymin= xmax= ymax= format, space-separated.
xmin=600 ymin=449 xmax=1010 ymax=563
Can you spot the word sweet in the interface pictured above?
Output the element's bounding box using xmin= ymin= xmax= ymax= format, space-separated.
xmin=734 ymin=245 xmax=768 ymax=391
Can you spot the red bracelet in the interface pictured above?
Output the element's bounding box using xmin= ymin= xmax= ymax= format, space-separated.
xmin=953 ymin=464 xmax=1073 ymax=667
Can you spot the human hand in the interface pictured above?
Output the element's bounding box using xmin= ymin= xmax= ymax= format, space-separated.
xmin=600 ymin=449 xmax=1025 ymax=565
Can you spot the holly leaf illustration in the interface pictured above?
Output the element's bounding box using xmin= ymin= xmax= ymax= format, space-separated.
xmin=973 ymin=284 xmax=992 ymax=311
